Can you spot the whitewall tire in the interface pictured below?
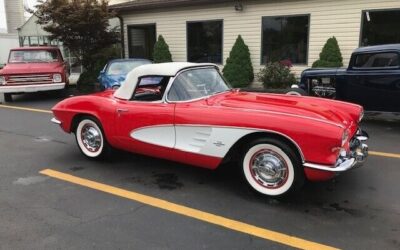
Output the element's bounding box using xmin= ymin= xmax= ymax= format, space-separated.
xmin=241 ymin=139 xmax=304 ymax=197
xmin=75 ymin=118 xmax=107 ymax=159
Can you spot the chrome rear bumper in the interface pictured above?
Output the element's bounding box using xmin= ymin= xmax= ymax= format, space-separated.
xmin=304 ymin=129 xmax=369 ymax=172
xmin=51 ymin=117 xmax=62 ymax=125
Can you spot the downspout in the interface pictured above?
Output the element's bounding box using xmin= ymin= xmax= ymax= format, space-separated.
xmin=116 ymin=15 xmax=125 ymax=58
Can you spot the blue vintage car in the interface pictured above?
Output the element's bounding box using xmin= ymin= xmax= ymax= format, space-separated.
xmin=293 ymin=44 xmax=400 ymax=112
xmin=98 ymin=59 xmax=152 ymax=90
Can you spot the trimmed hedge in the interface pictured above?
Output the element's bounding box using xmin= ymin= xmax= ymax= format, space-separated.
xmin=312 ymin=37 xmax=343 ymax=68
xmin=223 ymin=35 xmax=254 ymax=88
xmin=153 ymin=35 xmax=172 ymax=63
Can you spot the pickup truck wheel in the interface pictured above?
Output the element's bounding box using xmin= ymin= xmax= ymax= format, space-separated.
xmin=241 ymin=138 xmax=304 ymax=197
xmin=3 ymin=93 xmax=12 ymax=102
xmin=285 ymin=88 xmax=307 ymax=96
xmin=75 ymin=117 xmax=110 ymax=159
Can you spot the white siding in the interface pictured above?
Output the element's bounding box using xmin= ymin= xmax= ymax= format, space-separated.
xmin=0 ymin=33 xmax=18 ymax=64
xmin=4 ymin=0 xmax=24 ymax=34
xmin=121 ymin=0 xmax=400 ymax=76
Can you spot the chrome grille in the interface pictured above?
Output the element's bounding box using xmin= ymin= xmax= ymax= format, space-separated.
xmin=7 ymin=74 xmax=52 ymax=85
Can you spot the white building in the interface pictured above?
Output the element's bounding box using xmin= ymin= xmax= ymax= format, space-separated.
xmin=110 ymin=0 xmax=400 ymax=76
xmin=0 ymin=0 xmax=24 ymax=65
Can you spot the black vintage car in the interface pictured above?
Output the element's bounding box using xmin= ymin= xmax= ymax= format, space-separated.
xmin=295 ymin=44 xmax=400 ymax=112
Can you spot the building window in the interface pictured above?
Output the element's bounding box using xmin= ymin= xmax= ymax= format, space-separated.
xmin=361 ymin=10 xmax=400 ymax=46
xmin=128 ymin=24 xmax=156 ymax=60
xmin=261 ymin=15 xmax=309 ymax=64
xmin=187 ymin=20 xmax=223 ymax=64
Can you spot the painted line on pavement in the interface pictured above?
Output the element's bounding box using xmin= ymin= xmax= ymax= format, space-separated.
xmin=369 ymin=151 xmax=400 ymax=159
xmin=40 ymin=168 xmax=338 ymax=250
xmin=0 ymin=104 xmax=52 ymax=114
xmin=2 ymin=104 xmax=400 ymax=160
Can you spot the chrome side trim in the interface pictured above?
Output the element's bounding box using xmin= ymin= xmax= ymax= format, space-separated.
xmin=51 ymin=117 xmax=62 ymax=125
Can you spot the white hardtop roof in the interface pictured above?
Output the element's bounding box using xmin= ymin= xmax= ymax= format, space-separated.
xmin=114 ymin=62 xmax=218 ymax=100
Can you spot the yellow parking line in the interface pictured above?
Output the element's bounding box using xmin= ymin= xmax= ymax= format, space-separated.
xmin=369 ymin=151 xmax=400 ymax=159
xmin=0 ymin=104 xmax=52 ymax=114
xmin=40 ymin=168 xmax=338 ymax=250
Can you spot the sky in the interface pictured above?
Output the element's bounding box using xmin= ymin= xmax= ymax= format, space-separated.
xmin=0 ymin=0 xmax=38 ymax=33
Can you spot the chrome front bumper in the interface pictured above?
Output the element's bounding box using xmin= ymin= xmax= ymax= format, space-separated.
xmin=304 ymin=129 xmax=369 ymax=172
xmin=0 ymin=82 xmax=66 ymax=93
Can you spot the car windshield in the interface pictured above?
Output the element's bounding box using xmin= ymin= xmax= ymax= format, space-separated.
xmin=107 ymin=61 xmax=151 ymax=75
xmin=167 ymin=67 xmax=230 ymax=102
xmin=9 ymin=50 xmax=59 ymax=63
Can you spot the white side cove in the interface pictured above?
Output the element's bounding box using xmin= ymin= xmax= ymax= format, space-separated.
xmin=130 ymin=125 xmax=175 ymax=148
xmin=130 ymin=125 xmax=256 ymax=158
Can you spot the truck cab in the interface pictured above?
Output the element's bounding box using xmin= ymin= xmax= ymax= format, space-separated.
xmin=299 ymin=44 xmax=400 ymax=112
xmin=0 ymin=46 xmax=69 ymax=102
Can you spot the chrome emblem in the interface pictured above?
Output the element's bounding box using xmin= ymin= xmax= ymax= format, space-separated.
xmin=213 ymin=141 xmax=225 ymax=147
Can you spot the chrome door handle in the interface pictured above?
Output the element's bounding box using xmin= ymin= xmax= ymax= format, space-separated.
xmin=117 ymin=108 xmax=129 ymax=113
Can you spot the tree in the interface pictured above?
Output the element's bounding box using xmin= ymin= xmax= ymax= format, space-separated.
xmin=312 ymin=37 xmax=343 ymax=68
xmin=35 ymin=0 xmax=119 ymax=72
xmin=153 ymin=35 xmax=172 ymax=63
xmin=222 ymin=35 xmax=254 ymax=87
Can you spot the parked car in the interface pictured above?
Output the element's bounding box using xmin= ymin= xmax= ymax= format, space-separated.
xmin=51 ymin=62 xmax=368 ymax=197
xmin=98 ymin=59 xmax=152 ymax=90
xmin=293 ymin=44 xmax=400 ymax=112
xmin=0 ymin=46 xmax=69 ymax=102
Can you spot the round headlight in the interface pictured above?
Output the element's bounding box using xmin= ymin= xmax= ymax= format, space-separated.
xmin=53 ymin=74 xmax=62 ymax=83
xmin=0 ymin=76 xmax=5 ymax=85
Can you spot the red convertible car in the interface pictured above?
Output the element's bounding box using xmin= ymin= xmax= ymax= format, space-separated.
xmin=52 ymin=62 xmax=369 ymax=197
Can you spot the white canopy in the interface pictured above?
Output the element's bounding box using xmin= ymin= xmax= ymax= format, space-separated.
xmin=113 ymin=62 xmax=217 ymax=100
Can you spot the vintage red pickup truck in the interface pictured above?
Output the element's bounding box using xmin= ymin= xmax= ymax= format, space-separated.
xmin=0 ymin=46 xmax=69 ymax=102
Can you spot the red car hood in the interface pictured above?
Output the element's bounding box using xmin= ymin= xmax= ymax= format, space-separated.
xmin=0 ymin=62 xmax=63 ymax=75
xmin=208 ymin=91 xmax=362 ymax=128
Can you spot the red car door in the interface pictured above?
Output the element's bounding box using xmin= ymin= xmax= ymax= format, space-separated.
xmin=114 ymin=76 xmax=176 ymax=161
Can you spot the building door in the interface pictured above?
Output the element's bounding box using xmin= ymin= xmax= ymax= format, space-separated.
xmin=128 ymin=24 xmax=156 ymax=60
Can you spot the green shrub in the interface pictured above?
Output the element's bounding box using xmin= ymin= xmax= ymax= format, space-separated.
xmin=77 ymin=46 xmax=121 ymax=91
xmin=312 ymin=37 xmax=343 ymax=68
xmin=257 ymin=61 xmax=297 ymax=89
xmin=222 ymin=35 xmax=254 ymax=88
xmin=153 ymin=35 xmax=172 ymax=63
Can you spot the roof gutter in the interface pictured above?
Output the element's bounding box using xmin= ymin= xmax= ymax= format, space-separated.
xmin=109 ymin=0 xmax=234 ymax=13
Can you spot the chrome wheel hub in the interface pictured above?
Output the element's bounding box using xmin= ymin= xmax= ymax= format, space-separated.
xmin=81 ymin=125 xmax=101 ymax=152
xmin=250 ymin=150 xmax=288 ymax=188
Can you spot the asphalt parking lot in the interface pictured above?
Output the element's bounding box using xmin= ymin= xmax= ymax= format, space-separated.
xmin=0 ymin=92 xmax=399 ymax=250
